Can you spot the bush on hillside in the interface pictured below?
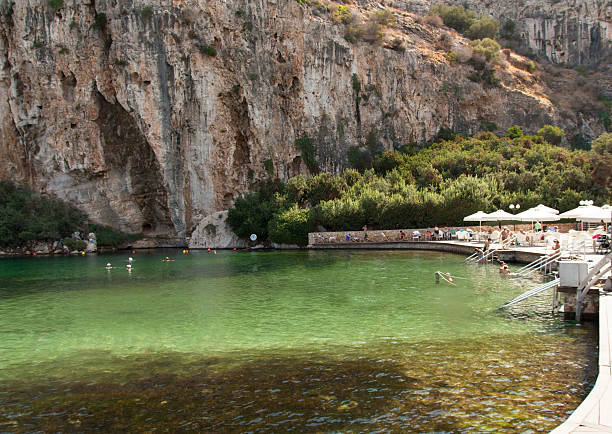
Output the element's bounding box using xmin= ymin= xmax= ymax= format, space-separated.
xmin=0 ymin=181 xmax=87 ymax=247
xmin=465 ymin=15 xmax=499 ymax=40
xmin=87 ymin=223 xmax=143 ymax=247
xmin=268 ymin=206 xmax=314 ymax=246
xmin=428 ymin=3 xmax=476 ymax=33
xmin=536 ymin=125 xmax=565 ymax=145
xmin=227 ymin=133 xmax=610 ymax=242
xmin=469 ymin=38 xmax=501 ymax=62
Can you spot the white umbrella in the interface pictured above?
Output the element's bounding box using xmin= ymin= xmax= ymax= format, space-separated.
xmin=562 ymin=205 xmax=611 ymax=223
xmin=533 ymin=204 xmax=559 ymax=214
xmin=515 ymin=209 xmax=560 ymax=221
xmin=464 ymin=210 xmax=489 ymax=233
xmin=484 ymin=209 xmax=516 ymax=221
xmin=515 ymin=209 xmax=560 ymax=233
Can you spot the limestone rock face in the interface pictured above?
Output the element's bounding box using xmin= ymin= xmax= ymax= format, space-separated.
xmin=0 ymin=0 xmax=600 ymax=244
xmin=188 ymin=211 xmax=247 ymax=249
xmin=401 ymin=0 xmax=612 ymax=65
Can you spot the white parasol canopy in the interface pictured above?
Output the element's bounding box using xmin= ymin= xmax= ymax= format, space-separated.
xmin=463 ymin=211 xmax=489 ymax=222
xmin=532 ymin=204 xmax=559 ymax=214
xmin=515 ymin=208 xmax=560 ymax=222
xmin=464 ymin=211 xmax=489 ymax=234
xmin=559 ymin=204 xmax=611 ymax=223
xmin=484 ymin=209 xmax=516 ymax=221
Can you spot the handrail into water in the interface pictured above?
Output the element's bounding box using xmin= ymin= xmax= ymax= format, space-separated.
xmin=513 ymin=254 xmax=551 ymax=274
xmin=501 ymin=278 xmax=561 ymax=308
xmin=466 ymin=235 xmax=516 ymax=263
xmin=576 ymin=251 xmax=612 ymax=322
xmin=513 ymin=251 xmax=561 ymax=278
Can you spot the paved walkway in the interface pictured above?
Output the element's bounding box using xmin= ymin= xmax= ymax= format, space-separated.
xmin=551 ymin=291 xmax=612 ymax=433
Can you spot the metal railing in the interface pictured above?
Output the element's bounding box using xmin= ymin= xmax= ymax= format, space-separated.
xmin=465 ymin=235 xmax=516 ymax=263
xmin=501 ymin=278 xmax=560 ymax=308
xmin=512 ymin=251 xmax=561 ymax=278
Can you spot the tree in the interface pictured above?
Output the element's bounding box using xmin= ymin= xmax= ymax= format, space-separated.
xmin=590 ymin=133 xmax=612 ymax=188
xmin=506 ymin=125 xmax=523 ymax=139
xmin=268 ymin=206 xmax=314 ymax=246
xmin=469 ymin=38 xmax=501 ymax=62
xmin=591 ymin=132 xmax=612 ymax=156
xmin=537 ymin=125 xmax=565 ymax=145
xmin=465 ymin=16 xmax=499 ymax=40
xmin=428 ymin=3 xmax=476 ymax=33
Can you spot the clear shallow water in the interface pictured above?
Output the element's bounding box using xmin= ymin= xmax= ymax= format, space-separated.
xmin=0 ymin=250 xmax=597 ymax=432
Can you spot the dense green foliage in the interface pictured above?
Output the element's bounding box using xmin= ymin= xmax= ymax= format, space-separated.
xmin=428 ymin=3 xmax=476 ymax=33
xmin=469 ymin=38 xmax=501 ymax=62
xmin=465 ymin=16 xmax=499 ymax=40
xmin=428 ymin=3 xmax=498 ymax=39
xmin=0 ymin=181 xmax=87 ymax=247
xmin=228 ymin=131 xmax=611 ymax=246
xmin=87 ymin=224 xmax=144 ymax=247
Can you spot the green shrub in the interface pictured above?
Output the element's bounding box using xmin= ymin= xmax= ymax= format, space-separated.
xmin=199 ymin=44 xmax=217 ymax=56
xmin=469 ymin=38 xmax=501 ymax=62
xmin=574 ymin=65 xmax=587 ymax=76
xmin=204 ymin=223 xmax=217 ymax=236
xmin=536 ymin=125 xmax=565 ymax=145
xmin=268 ymin=206 xmax=314 ymax=246
xmin=48 ymin=0 xmax=63 ymax=11
xmin=374 ymin=150 xmax=404 ymax=174
xmin=428 ymin=3 xmax=476 ymax=33
xmin=500 ymin=19 xmax=515 ymax=38
xmin=446 ymin=50 xmax=459 ymax=63
xmin=464 ymin=15 xmax=498 ymax=40
xmin=0 ymin=181 xmax=88 ymax=247
xmin=306 ymin=173 xmax=347 ymax=205
xmin=87 ymin=224 xmax=143 ymax=247
xmin=236 ymin=9 xmax=245 ymax=16
xmin=91 ymin=13 xmax=107 ymax=31
xmin=264 ymin=158 xmax=274 ymax=175
xmin=371 ymin=10 xmax=395 ymax=26
xmin=481 ymin=120 xmax=497 ymax=132
xmin=228 ymin=132 xmax=610 ymax=242
xmin=361 ymin=20 xmax=384 ymax=42
xmin=141 ymin=6 xmax=153 ymax=20
xmin=295 ymin=135 xmax=319 ymax=174
xmin=506 ymin=125 xmax=523 ymax=138
xmin=227 ymin=185 xmax=280 ymax=241
xmin=63 ymin=237 xmax=86 ymax=251
xmin=592 ymin=133 xmax=612 ymax=155
xmin=351 ymin=73 xmax=361 ymax=94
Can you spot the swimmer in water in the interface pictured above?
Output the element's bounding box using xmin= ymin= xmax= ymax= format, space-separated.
xmin=126 ymin=264 xmax=132 ymax=271
xmin=444 ymin=272 xmax=453 ymax=283
xmin=162 ymin=257 xmax=175 ymax=262
xmin=128 ymin=257 xmax=133 ymax=263
xmin=106 ymin=263 xmax=112 ymax=270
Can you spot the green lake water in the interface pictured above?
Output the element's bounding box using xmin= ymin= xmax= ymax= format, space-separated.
xmin=0 ymin=250 xmax=597 ymax=432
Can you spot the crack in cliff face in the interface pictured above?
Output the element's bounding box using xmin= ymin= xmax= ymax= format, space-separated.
xmin=94 ymin=91 xmax=173 ymax=235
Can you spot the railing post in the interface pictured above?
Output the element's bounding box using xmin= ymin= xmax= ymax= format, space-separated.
xmin=576 ymin=287 xmax=582 ymax=323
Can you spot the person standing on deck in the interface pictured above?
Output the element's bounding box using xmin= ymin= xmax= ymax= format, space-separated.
xmin=363 ymin=224 xmax=368 ymax=241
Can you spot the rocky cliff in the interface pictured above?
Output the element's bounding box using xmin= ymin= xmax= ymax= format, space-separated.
xmin=398 ymin=0 xmax=612 ymax=65
xmin=0 ymin=0 xmax=603 ymax=245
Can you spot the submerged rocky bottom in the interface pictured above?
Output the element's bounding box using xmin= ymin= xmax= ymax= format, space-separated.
xmin=0 ymin=334 xmax=597 ymax=432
